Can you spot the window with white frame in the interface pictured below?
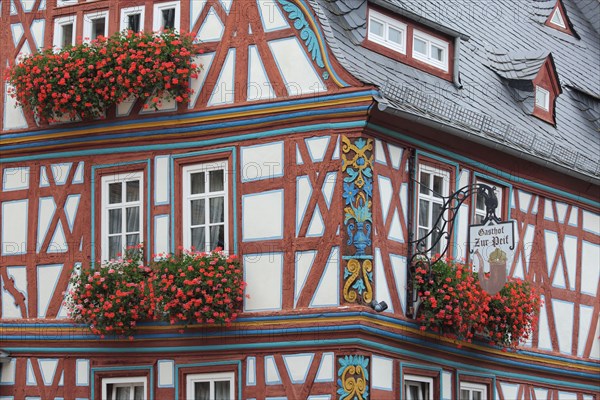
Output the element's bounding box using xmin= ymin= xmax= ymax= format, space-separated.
xmin=53 ymin=15 xmax=77 ymax=49
xmin=186 ymin=372 xmax=234 ymax=400
xmin=417 ymin=165 xmax=450 ymax=257
xmin=101 ymin=172 xmax=144 ymax=261
xmin=368 ymin=9 xmax=407 ymax=54
xmin=412 ymin=30 xmax=449 ymax=71
xmin=549 ymin=8 xmax=566 ymax=28
xmin=460 ymin=381 xmax=487 ymax=400
xmin=153 ymin=1 xmax=181 ymax=32
xmin=183 ymin=162 xmax=228 ymax=252
xmin=535 ymin=86 xmax=550 ymax=111
xmin=83 ymin=10 xmax=109 ymax=42
xmin=474 ymin=180 xmax=503 ymax=225
xmin=120 ymin=6 xmax=145 ymax=32
xmin=102 ymin=376 xmax=146 ymax=400
xmin=404 ymin=375 xmax=433 ymax=400
xmin=57 ymin=0 xmax=77 ymax=7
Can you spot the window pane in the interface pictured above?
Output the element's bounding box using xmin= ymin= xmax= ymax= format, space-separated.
xmin=191 ymin=199 xmax=206 ymax=226
xmin=475 ymin=214 xmax=484 ymax=225
xmin=209 ymin=197 xmax=224 ymax=223
xmin=191 ymin=227 xmax=206 ymax=251
xmin=433 ymin=175 xmax=443 ymax=197
xmin=369 ymin=19 xmax=384 ymax=36
xmin=473 ymin=391 xmax=482 ymax=400
xmin=414 ymin=37 xmax=427 ymax=55
xmin=128 ymin=14 xmax=141 ymax=32
xmin=109 ymin=183 xmax=122 ymax=204
xmin=419 ymin=199 xmax=430 ymax=227
xmin=432 ymin=203 xmax=443 ymax=228
xmin=388 ymin=27 xmax=403 ymax=44
xmin=419 ymin=172 xmax=430 ymax=194
xmin=126 ymin=180 xmax=140 ymax=202
xmin=191 ymin=172 xmax=205 ymax=194
xmin=210 ymin=225 xmax=225 ymax=250
xmin=109 ymin=209 xmax=122 ymax=234
xmin=194 ymin=381 xmax=210 ymax=400
xmin=92 ymin=18 xmax=105 ymax=39
xmin=126 ymin=233 xmax=139 ymax=248
xmin=162 ymin=8 xmax=175 ymax=29
xmin=126 ymin=207 xmax=139 ymax=232
xmin=215 ymin=380 xmax=231 ymax=400
xmin=432 ymin=45 xmax=444 ymax=61
xmin=476 ymin=192 xmax=485 ymax=210
xmin=62 ymin=23 xmax=73 ymax=47
xmin=134 ymin=385 xmax=144 ymax=400
xmin=460 ymin=389 xmax=470 ymax=400
xmin=209 ymin=170 xmax=224 ymax=192
xmin=109 ymin=236 xmax=121 ymax=260
xmin=115 ymin=386 xmax=131 ymax=400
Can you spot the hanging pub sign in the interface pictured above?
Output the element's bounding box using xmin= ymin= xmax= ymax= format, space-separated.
xmin=469 ymin=220 xmax=516 ymax=295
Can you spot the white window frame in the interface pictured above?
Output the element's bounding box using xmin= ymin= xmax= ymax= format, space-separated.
xmin=120 ymin=6 xmax=146 ymax=32
xmin=460 ymin=381 xmax=488 ymax=400
xmin=417 ymin=164 xmax=450 ymax=257
xmin=535 ymin=86 xmax=550 ymax=111
xmin=550 ymin=7 xmax=566 ymax=28
xmin=182 ymin=161 xmax=229 ymax=253
xmin=101 ymin=376 xmax=147 ymax=400
xmin=185 ymin=371 xmax=235 ymax=400
xmin=404 ymin=375 xmax=434 ymax=400
xmin=53 ymin=15 xmax=77 ymax=50
xmin=474 ymin=180 xmax=503 ymax=225
xmin=367 ymin=8 xmax=407 ymax=54
xmin=412 ymin=29 xmax=449 ymax=71
xmin=83 ymin=10 xmax=109 ymax=42
xmin=101 ymin=171 xmax=144 ymax=261
xmin=153 ymin=1 xmax=181 ymax=32
xmin=57 ymin=0 xmax=77 ymax=7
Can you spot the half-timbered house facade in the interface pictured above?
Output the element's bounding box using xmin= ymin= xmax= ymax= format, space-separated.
xmin=0 ymin=0 xmax=598 ymax=399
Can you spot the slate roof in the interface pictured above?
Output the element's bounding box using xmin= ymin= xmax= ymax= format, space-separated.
xmin=312 ymin=0 xmax=600 ymax=182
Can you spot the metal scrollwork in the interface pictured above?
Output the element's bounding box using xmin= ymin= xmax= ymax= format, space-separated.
xmin=408 ymin=181 xmax=500 ymax=316
xmin=337 ymin=355 xmax=369 ymax=400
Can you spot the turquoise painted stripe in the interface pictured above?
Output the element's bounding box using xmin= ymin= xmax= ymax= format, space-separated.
xmin=91 ymin=365 xmax=153 ymax=400
xmin=0 ymin=90 xmax=376 ymax=140
xmin=169 ymin=147 xmax=238 ymax=253
xmin=4 ymin=338 xmax=598 ymax=391
xmin=1 ymin=105 xmax=370 ymax=152
xmin=90 ymin=160 xmax=151 ymax=266
xmin=295 ymin=0 xmax=350 ymax=87
xmin=1 ymin=121 xmax=366 ymax=163
xmin=3 ymin=325 xmax=598 ymax=380
xmin=370 ymin=123 xmax=600 ymax=209
xmin=174 ymin=361 xmax=242 ymax=400
xmin=1 ymin=311 xmax=597 ymax=369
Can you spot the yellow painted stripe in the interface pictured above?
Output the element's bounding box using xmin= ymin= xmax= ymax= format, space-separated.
xmin=1 ymin=95 xmax=373 ymax=146
xmin=0 ymin=111 xmax=368 ymax=155
xmin=293 ymin=0 xmax=345 ymax=88
xmin=1 ymin=315 xmax=597 ymax=373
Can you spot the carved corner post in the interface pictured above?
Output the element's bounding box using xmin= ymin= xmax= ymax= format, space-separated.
xmin=341 ymin=135 xmax=374 ymax=305
xmin=337 ymin=354 xmax=370 ymax=400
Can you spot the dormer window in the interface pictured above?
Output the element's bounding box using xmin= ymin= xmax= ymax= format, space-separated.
xmin=549 ymin=8 xmax=566 ymax=29
xmin=412 ymin=30 xmax=449 ymax=71
xmin=545 ymin=0 xmax=578 ymax=37
xmin=535 ymin=86 xmax=550 ymax=111
xmin=364 ymin=6 xmax=453 ymax=81
xmin=368 ymin=9 xmax=407 ymax=54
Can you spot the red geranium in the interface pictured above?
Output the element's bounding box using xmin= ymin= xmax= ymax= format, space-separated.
xmin=6 ymin=30 xmax=201 ymax=122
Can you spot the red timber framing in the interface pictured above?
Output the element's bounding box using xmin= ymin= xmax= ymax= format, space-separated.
xmin=0 ymin=0 xmax=361 ymax=133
